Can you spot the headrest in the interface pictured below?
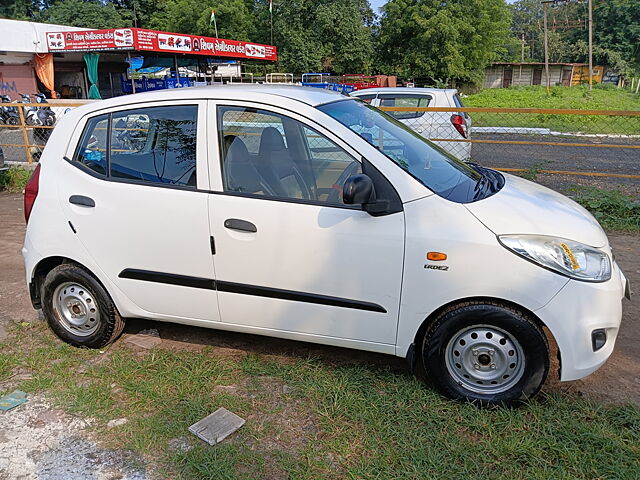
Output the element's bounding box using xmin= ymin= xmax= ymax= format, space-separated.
xmin=225 ymin=135 xmax=249 ymax=163
xmin=259 ymin=127 xmax=286 ymax=156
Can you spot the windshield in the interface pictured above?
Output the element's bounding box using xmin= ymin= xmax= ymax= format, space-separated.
xmin=318 ymin=99 xmax=484 ymax=202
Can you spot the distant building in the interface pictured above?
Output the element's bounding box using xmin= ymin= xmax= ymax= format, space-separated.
xmin=483 ymin=62 xmax=605 ymax=89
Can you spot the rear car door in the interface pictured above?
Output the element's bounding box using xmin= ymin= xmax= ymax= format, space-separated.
xmin=59 ymin=100 xmax=220 ymax=322
xmin=205 ymin=101 xmax=405 ymax=350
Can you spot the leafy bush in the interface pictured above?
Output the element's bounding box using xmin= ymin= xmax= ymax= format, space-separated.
xmin=570 ymin=186 xmax=640 ymax=232
xmin=0 ymin=165 xmax=33 ymax=193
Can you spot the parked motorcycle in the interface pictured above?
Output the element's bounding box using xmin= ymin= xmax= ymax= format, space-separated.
xmin=20 ymin=93 xmax=56 ymax=149
xmin=0 ymin=95 xmax=20 ymax=125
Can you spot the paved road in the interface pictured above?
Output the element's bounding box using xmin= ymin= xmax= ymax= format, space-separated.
xmin=471 ymin=133 xmax=640 ymax=176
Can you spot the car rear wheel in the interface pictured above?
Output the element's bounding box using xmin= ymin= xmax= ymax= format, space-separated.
xmin=42 ymin=263 xmax=125 ymax=348
xmin=422 ymin=301 xmax=549 ymax=406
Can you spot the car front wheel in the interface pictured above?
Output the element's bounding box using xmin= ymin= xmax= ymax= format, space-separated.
xmin=42 ymin=263 xmax=125 ymax=348
xmin=422 ymin=301 xmax=549 ymax=406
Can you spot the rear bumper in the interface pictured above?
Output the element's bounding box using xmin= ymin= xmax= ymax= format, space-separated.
xmin=22 ymin=232 xmax=42 ymax=308
xmin=535 ymin=262 xmax=626 ymax=381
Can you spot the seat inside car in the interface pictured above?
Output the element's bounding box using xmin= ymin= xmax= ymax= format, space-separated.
xmin=257 ymin=127 xmax=311 ymax=200
xmin=223 ymin=135 xmax=275 ymax=195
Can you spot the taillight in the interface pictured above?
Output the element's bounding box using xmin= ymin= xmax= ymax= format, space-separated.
xmin=450 ymin=114 xmax=468 ymax=139
xmin=24 ymin=163 xmax=41 ymax=223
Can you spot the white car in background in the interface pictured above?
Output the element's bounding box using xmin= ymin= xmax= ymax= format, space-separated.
xmin=351 ymin=87 xmax=472 ymax=161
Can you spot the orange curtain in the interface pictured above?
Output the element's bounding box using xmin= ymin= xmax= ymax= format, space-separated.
xmin=33 ymin=53 xmax=58 ymax=99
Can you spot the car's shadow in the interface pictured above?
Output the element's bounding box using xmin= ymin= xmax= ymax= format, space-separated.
xmin=124 ymin=318 xmax=408 ymax=374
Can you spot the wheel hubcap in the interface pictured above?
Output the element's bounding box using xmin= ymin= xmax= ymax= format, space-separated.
xmin=445 ymin=325 xmax=525 ymax=394
xmin=52 ymin=282 xmax=100 ymax=336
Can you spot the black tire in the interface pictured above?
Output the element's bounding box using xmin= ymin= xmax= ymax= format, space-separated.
xmin=422 ymin=301 xmax=549 ymax=406
xmin=41 ymin=263 xmax=125 ymax=348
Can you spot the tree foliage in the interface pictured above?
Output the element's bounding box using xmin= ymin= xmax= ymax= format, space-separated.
xmin=505 ymin=0 xmax=640 ymax=74
xmin=259 ymin=0 xmax=375 ymax=74
xmin=377 ymin=0 xmax=510 ymax=84
xmin=149 ymin=0 xmax=254 ymax=41
xmin=35 ymin=0 xmax=131 ymax=28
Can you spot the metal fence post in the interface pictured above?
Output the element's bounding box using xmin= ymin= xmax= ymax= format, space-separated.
xmin=17 ymin=104 xmax=33 ymax=164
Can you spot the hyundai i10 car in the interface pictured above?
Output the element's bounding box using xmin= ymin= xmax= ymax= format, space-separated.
xmin=22 ymin=85 xmax=628 ymax=405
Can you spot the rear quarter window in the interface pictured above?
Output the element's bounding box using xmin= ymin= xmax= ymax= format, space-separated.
xmin=72 ymin=114 xmax=109 ymax=176
xmin=379 ymin=94 xmax=431 ymax=120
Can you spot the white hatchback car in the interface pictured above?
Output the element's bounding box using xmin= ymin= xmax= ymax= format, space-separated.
xmin=351 ymin=87 xmax=472 ymax=161
xmin=22 ymin=85 xmax=628 ymax=405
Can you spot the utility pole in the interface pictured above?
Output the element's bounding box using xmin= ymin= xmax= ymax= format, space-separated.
xmin=521 ymin=32 xmax=526 ymax=63
xmin=543 ymin=1 xmax=550 ymax=94
xmin=588 ymin=0 xmax=593 ymax=93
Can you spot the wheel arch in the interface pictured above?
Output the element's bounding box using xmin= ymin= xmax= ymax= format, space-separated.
xmin=29 ymin=256 xmax=106 ymax=309
xmin=407 ymin=296 xmax=554 ymax=373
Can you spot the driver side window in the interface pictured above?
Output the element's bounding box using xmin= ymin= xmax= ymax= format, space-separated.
xmin=218 ymin=106 xmax=360 ymax=206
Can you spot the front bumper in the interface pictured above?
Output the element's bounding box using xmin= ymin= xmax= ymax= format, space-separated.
xmin=535 ymin=261 xmax=627 ymax=382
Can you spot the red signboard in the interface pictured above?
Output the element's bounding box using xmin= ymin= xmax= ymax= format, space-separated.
xmin=46 ymin=28 xmax=277 ymax=61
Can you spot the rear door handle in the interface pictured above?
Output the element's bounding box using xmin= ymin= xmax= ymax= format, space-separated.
xmin=69 ymin=195 xmax=95 ymax=207
xmin=224 ymin=218 xmax=257 ymax=233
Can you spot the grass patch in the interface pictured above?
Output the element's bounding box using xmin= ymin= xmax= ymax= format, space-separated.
xmin=464 ymin=85 xmax=640 ymax=134
xmin=466 ymin=85 xmax=640 ymax=111
xmin=0 ymin=165 xmax=33 ymax=193
xmin=570 ymin=186 xmax=640 ymax=232
xmin=2 ymin=321 xmax=639 ymax=479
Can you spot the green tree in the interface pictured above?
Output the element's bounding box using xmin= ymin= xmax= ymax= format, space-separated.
xmin=36 ymin=0 xmax=132 ymax=28
xmin=245 ymin=0 xmax=374 ymax=74
xmin=149 ymin=0 xmax=254 ymax=40
xmin=0 ymin=0 xmax=49 ymax=20
xmin=377 ymin=0 xmax=510 ymax=85
xmin=590 ymin=0 xmax=639 ymax=73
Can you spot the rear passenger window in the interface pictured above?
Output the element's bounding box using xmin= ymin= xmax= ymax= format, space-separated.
xmin=73 ymin=114 xmax=109 ymax=176
xmin=379 ymin=95 xmax=431 ymax=120
xmin=356 ymin=95 xmax=376 ymax=104
xmin=110 ymin=105 xmax=197 ymax=187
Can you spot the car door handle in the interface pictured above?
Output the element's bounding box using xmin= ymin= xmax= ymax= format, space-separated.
xmin=224 ymin=218 xmax=257 ymax=233
xmin=69 ymin=195 xmax=95 ymax=207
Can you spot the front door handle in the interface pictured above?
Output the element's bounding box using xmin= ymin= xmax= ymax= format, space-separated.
xmin=224 ymin=218 xmax=257 ymax=233
xmin=69 ymin=195 xmax=95 ymax=207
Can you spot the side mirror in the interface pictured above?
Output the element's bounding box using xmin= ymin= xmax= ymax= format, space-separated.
xmin=343 ymin=174 xmax=376 ymax=205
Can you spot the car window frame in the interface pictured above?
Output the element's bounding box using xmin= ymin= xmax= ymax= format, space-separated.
xmin=65 ymin=100 xmax=209 ymax=192
xmin=210 ymin=100 xmax=365 ymax=211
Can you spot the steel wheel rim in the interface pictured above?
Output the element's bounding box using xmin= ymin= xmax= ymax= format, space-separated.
xmin=52 ymin=282 xmax=100 ymax=337
xmin=445 ymin=325 xmax=525 ymax=394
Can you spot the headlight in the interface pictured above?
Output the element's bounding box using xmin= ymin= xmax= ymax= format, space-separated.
xmin=499 ymin=235 xmax=611 ymax=282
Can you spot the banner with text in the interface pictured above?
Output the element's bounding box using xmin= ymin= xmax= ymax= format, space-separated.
xmin=46 ymin=28 xmax=277 ymax=61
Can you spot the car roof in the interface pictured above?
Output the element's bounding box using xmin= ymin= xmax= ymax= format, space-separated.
xmin=351 ymin=87 xmax=458 ymax=95
xmin=84 ymin=85 xmax=346 ymax=110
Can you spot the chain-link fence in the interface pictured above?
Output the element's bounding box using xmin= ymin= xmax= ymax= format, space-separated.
xmin=3 ymin=100 xmax=639 ymax=195
xmin=380 ymin=106 xmax=640 ymax=195
xmin=0 ymin=101 xmax=82 ymax=167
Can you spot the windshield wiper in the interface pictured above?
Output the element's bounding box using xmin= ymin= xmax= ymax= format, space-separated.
xmin=472 ymin=166 xmax=503 ymax=200
xmin=473 ymin=173 xmax=492 ymax=199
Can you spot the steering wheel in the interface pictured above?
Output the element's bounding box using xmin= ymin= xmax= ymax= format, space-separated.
xmin=327 ymin=161 xmax=362 ymax=204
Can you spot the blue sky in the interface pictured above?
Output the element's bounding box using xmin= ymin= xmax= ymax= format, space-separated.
xmin=370 ymin=0 xmax=516 ymax=13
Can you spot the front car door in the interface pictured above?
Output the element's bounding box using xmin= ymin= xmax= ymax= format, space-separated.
xmin=60 ymin=100 xmax=220 ymax=322
xmin=206 ymin=101 xmax=405 ymax=352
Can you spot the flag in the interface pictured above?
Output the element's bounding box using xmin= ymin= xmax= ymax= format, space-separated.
xmin=210 ymin=8 xmax=215 ymax=24
xmin=269 ymin=0 xmax=272 ymax=13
